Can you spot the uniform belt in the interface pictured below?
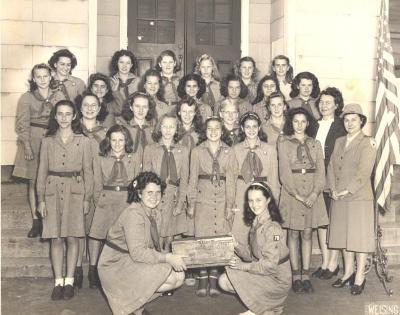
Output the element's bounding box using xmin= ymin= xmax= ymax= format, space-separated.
xmin=168 ymin=179 xmax=180 ymax=187
xmin=103 ymin=185 xmax=128 ymax=192
xmin=30 ymin=122 xmax=48 ymax=129
xmin=48 ymin=171 xmax=81 ymax=177
xmin=291 ymin=169 xmax=316 ymax=174
xmin=278 ymin=255 xmax=290 ymax=265
xmin=237 ymin=175 xmax=268 ymax=181
xmin=198 ymin=174 xmax=226 ymax=181
xmin=105 ymin=240 xmax=129 ymax=254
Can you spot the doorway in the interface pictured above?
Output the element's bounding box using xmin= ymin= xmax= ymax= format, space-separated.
xmin=127 ymin=0 xmax=241 ymax=76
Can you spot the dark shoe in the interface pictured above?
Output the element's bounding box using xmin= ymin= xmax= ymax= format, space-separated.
xmin=292 ymin=279 xmax=303 ymax=293
xmin=312 ymin=267 xmax=326 ymax=278
xmin=208 ymin=270 xmax=221 ymax=297
xmin=74 ymin=267 xmax=83 ymax=289
xmin=27 ymin=219 xmax=42 ymax=238
xmin=161 ymin=290 xmax=175 ymax=296
xmin=351 ymin=279 xmax=366 ymax=295
xmin=88 ymin=266 xmax=100 ymax=289
xmin=302 ymin=280 xmax=314 ymax=293
xmin=185 ymin=271 xmax=196 ymax=286
xmin=332 ymin=273 xmax=355 ymax=288
xmin=321 ymin=266 xmax=340 ymax=280
xmin=63 ymin=285 xmax=74 ymax=300
xmin=51 ymin=285 xmax=64 ymax=300
xmin=196 ymin=272 xmax=209 ymax=297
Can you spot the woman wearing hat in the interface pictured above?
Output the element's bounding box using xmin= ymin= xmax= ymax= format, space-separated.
xmin=327 ymin=103 xmax=376 ymax=295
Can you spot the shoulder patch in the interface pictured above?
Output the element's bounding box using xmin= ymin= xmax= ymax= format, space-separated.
xmin=369 ymin=138 xmax=376 ymax=148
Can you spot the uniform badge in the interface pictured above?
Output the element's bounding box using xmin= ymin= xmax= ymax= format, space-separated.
xmin=273 ymin=235 xmax=280 ymax=241
xmin=369 ymin=138 xmax=376 ymax=148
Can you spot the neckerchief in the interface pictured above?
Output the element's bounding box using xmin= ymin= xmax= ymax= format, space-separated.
xmin=288 ymin=137 xmax=315 ymax=168
xmin=240 ymin=139 xmax=263 ymax=183
xmin=131 ymin=124 xmax=148 ymax=153
xmin=107 ymin=154 xmax=129 ymax=186
xmin=182 ymin=127 xmax=196 ymax=149
xmin=162 ymin=76 xmax=179 ymax=103
xmin=82 ymin=123 xmax=104 ymax=144
xmin=160 ymin=145 xmax=178 ymax=183
xmin=119 ymin=77 xmax=135 ymax=99
xmin=206 ymin=144 xmax=223 ymax=186
xmin=51 ymin=78 xmax=70 ymax=100
xmin=32 ymin=89 xmax=53 ymax=119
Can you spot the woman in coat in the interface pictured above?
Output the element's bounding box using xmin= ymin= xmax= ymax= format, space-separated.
xmin=187 ymin=116 xmax=231 ymax=297
xmin=143 ymin=113 xmax=189 ymax=252
xmin=327 ymin=103 xmax=376 ymax=295
xmin=226 ymin=112 xmax=280 ymax=251
xmin=312 ymin=87 xmax=347 ymax=280
xmin=278 ymin=107 xmax=328 ymax=294
xmin=98 ymin=171 xmax=186 ymax=315
xmin=219 ymin=182 xmax=291 ymax=315
xmin=218 ymin=99 xmax=241 ymax=147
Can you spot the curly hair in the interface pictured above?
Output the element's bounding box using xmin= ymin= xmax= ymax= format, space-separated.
xmin=289 ymin=71 xmax=320 ymax=99
xmin=151 ymin=113 xmax=182 ymax=143
xmin=252 ymin=75 xmax=281 ymax=105
xmin=177 ymin=73 xmax=206 ymax=99
xmin=88 ymin=72 xmax=114 ymax=103
xmin=138 ymin=68 xmax=166 ymax=102
xmin=110 ymin=49 xmax=137 ymax=75
xmin=176 ymin=97 xmax=204 ymax=134
xmin=316 ymin=87 xmax=344 ymax=117
xmin=99 ymin=124 xmax=134 ymax=156
xmin=29 ymin=63 xmax=53 ymax=92
xmin=121 ymin=92 xmax=156 ymax=123
xmin=193 ymin=53 xmax=221 ymax=81
xmin=244 ymin=182 xmax=283 ymax=226
xmin=48 ymin=49 xmax=78 ymax=72
xmin=282 ymin=107 xmax=318 ymax=137
xmin=270 ymin=55 xmax=293 ymax=84
xmin=237 ymin=112 xmax=268 ymax=142
xmin=75 ymin=91 xmax=108 ymax=122
xmin=197 ymin=116 xmax=226 ymax=145
xmin=234 ymin=56 xmax=259 ymax=81
xmin=127 ymin=171 xmax=167 ymax=204
xmin=46 ymin=100 xmax=82 ymax=136
xmin=220 ymin=74 xmax=249 ymax=99
xmin=155 ymin=50 xmax=181 ymax=73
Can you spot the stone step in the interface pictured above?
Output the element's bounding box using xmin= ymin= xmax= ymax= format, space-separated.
xmin=2 ymin=209 xmax=32 ymax=229
xmin=1 ymin=257 xmax=53 ymax=278
xmin=2 ymin=228 xmax=50 ymax=258
xmin=1 ymin=182 xmax=29 ymax=197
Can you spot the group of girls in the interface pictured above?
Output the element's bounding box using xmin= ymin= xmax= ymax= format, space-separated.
xmin=13 ymin=46 xmax=376 ymax=314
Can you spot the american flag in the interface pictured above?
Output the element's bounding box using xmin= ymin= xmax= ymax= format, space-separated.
xmin=375 ymin=0 xmax=400 ymax=213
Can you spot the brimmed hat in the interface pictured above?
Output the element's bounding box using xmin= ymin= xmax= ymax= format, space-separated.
xmin=340 ymin=103 xmax=367 ymax=122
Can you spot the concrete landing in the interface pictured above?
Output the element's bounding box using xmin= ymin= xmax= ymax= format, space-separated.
xmin=2 ymin=269 xmax=400 ymax=315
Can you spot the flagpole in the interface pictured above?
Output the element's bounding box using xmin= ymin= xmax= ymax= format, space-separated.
xmin=364 ymin=201 xmax=393 ymax=296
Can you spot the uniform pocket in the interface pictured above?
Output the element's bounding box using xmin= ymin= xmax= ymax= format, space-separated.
xmin=70 ymin=177 xmax=84 ymax=195
xmin=44 ymin=178 xmax=56 ymax=196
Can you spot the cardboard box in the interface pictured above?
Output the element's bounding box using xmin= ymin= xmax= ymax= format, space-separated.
xmin=172 ymin=235 xmax=235 ymax=268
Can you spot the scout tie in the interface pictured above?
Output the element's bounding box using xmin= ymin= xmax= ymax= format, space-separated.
xmin=133 ymin=126 xmax=148 ymax=153
xmin=160 ymin=145 xmax=178 ymax=184
xmin=33 ymin=90 xmax=53 ymax=119
xmin=148 ymin=214 xmax=161 ymax=252
xmin=182 ymin=130 xmax=195 ymax=149
xmin=289 ymin=138 xmax=316 ymax=168
xmin=51 ymin=79 xmax=70 ymax=100
xmin=204 ymin=83 xmax=216 ymax=108
xmin=163 ymin=77 xmax=179 ymax=103
xmin=119 ymin=77 xmax=134 ymax=99
xmin=83 ymin=125 xmax=104 ymax=144
xmin=240 ymin=149 xmax=263 ymax=183
xmin=207 ymin=146 xmax=222 ymax=185
xmin=108 ymin=155 xmax=129 ymax=186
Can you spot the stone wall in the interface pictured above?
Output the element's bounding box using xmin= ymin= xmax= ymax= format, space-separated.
xmin=97 ymin=0 xmax=121 ymax=75
xmin=1 ymin=0 xmax=89 ymax=165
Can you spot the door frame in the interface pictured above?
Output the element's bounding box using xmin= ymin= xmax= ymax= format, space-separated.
xmin=118 ymin=0 xmax=249 ymax=55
